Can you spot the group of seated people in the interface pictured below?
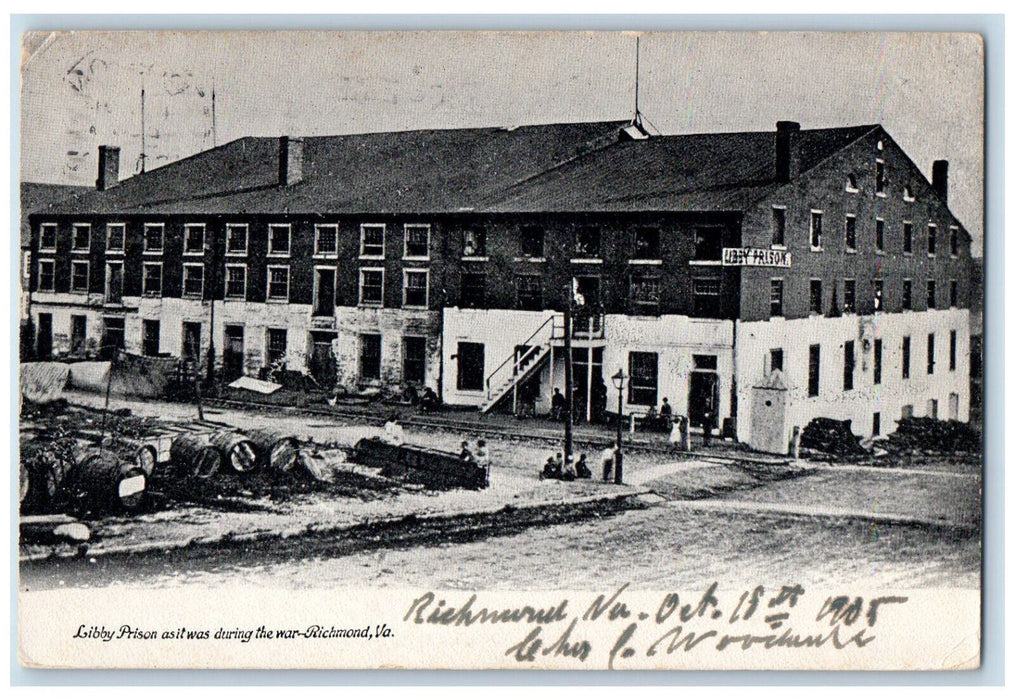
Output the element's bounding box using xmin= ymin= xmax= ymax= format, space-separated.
xmin=640 ymin=398 xmax=674 ymax=430
xmin=540 ymin=452 xmax=593 ymax=481
xmin=459 ymin=440 xmax=490 ymax=469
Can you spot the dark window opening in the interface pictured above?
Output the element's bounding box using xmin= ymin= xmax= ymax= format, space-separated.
xmin=520 ymin=226 xmax=545 ymax=258
xmin=875 ymin=219 xmax=885 ymax=252
xmin=927 ymin=280 xmax=936 ymax=309
xmin=845 ymin=215 xmax=857 ymax=250
xmin=950 ymin=226 xmax=959 ymax=256
xmin=808 ymin=344 xmax=820 ymax=397
xmin=844 ymin=279 xmax=856 ymax=313
xmin=809 ymin=279 xmax=822 ymax=315
xmin=145 ymin=224 xmax=164 ymax=252
xmin=269 ymin=225 xmax=290 ymax=255
xmin=875 ymin=160 xmax=885 ymax=193
xmin=810 ymin=212 xmax=823 ymax=248
xmin=38 ymin=260 xmax=55 ymax=291
xmin=873 ymin=413 xmax=881 ymax=436
xmin=950 ymin=330 xmax=957 ymax=371
xmin=874 ymin=280 xmax=884 ymax=311
xmin=314 ymin=268 xmax=335 ymax=316
xmin=633 ymin=227 xmax=660 ymax=259
xmin=693 ymin=227 xmax=723 ymax=261
xmin=516 ymin=275 xmax=543 ymax=311
xmin=71 ymin=315 xmax=87 ymax=354
xmin=40 ymin=224 xmax=57 ymax=250
xmin=101 ymin=317 xmax=125 ymax=360
xmin=903 ymin=279 xmax=912 ymax=310
xmin=107 ymin=224 xmax=125 ymax=251
xmin=182 ymin=322 xmax=202 ymax=363
xmin=628 ymin=352 xmax=658 ymax=406
xmin=460 ymin=272 xmax=486 ymax=308
xmin=693 ymin=354 xmax=718 ymax=371
xmin=770 ymin=279 xmax=784 ymax=317
xmin=73 ymin=225 xmax=90 ymax=251
xmin=950 ymin=280 xmax=958 ymax=307
xmin=770 ymin=348 xmax=784 ymax=373
xmin=843 ymin=340 xmax=855 ymax=391
xmin=873 ymin=339 xmax=882 ymax=385
xmin=927 ymin=333 xmax=935 ymax=375
xmin=903 ymin=222 xmax=913 ymax=253
xmin=928 ymin=224 xmax=937 ymax=255
xmin=462 ymin=228 xmax=486 ymax=257
xmin=574 ymin=226 xmax=601 ymax=257
xmin=359 ymin=333 xmax=381 ymax=380
xmin=185 ymin=225 xmax=205 ymax=254
xmin=403 ymin=336 xmax=427 ymax=384
xmin=772 ymin=208 xmax=786 ymax=246
xmin=692 ymin=277 xmax=721 ymax=317
xmin=142 ymin=319 xmax=160 ymax=357
xmin=902 ymin=336 xmax=911 ymax=379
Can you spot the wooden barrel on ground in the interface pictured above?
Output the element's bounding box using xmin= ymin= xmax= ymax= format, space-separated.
xmin=246 ymin=430 xmax=300 ymax=472
xmin=61 ymin=453 xmax=148 ymax=513
xmin=211 ymin=431 xmax=261 ymax=473
xmin=170 ymin=435 xmax=222 ymax=479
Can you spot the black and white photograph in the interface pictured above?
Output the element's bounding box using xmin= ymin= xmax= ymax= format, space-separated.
xmin=16 ymin=29 xmax=985 ymax=670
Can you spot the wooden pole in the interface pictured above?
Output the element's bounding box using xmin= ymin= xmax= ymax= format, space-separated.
xmin=563 ymin=283 xmax=573 ymax=466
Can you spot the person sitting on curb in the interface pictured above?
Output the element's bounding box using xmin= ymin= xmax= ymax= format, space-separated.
xmin=475 ymin=439 xmax=490 ymax=468
xmin=460 ymin=441 xmax=476 ymax=463
xmin=575 ymin=453 xmax=592 ymax=479
xmin=541 ymin=454 xmax=561 ymax=480
xmin=561 ymin=455 xmax=576 ymax=482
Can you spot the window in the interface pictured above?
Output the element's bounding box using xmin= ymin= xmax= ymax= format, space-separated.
xmin=71 ymin=261 xmax=89 ymax=292
xmin=359 ymin=269 xmax=384 ymax=306
xmin=692 ymin=277 xmax=721 ymax=317
xmin=315 ymin=224 xmax=338 ymax=255
xmin=313 ymin=267 xmax=336 ymax=316
xmin=101 ymin=317 xmax=125 ymax=358
xmin=460 ymin=272 xmax=485 ymax=308
xmin=903 ymin=221 xmax=913 ymax=253
xmin=144 ymin=223 xmax=164 ymax=252
xmin=904 ymin=185 xmax=915 ymax=201
xmin=873 ymin=413 xmax=881 ymax=437
xmin=809 ymin=279 xmax=822 ymax=315
xmin=266 ymin=328 xmax=288 ymax=367
xmin=38 ymin=260 xmax=55 ymax=291
xmin=927 ymin=399 xmax=939 ymax=419
xmin=927 ymin=224 xmax=937 ymax=256
xmin=810 ymin=211 xmax=823 ymax=249
xmin=404 ymin=224 xmax=430 ymax=259
xmin=142 ymin=320 xmax=160 ymax=357
xmin=948 ymin=329 xmax=957 ymax=372
xmin=808 ymin=344 xmax=820 ymax=397
xmin=630 ymin=272 xmax=661 ymax=314
xmin=902 ymin=279 xmax=912 ymax=310
xmin=267 ymin=266 xmax=290 ymax=301
xmin=846 ymin=174 xmax=859 ymax=192
xmin=71 ymin=315 xmax=87 ymax=354
xmin=225 ymin=265 xmax=247 ymax=299
xmin=358 ymin=333 xmax=381 ymax=380
xmin=950 ymin=280 xmax=958 ymax=307
xmin=39 ymin=223 xmax=57 ymax=250
xmin=901 ymin=404 xmax=914 ymax=419
xmin=844 ymin=215 xmax=857 ymax=251
xmin=403 ymin=270 xmax=429 ymax=308
xmin=633 ymin=227 xmax=660 ymax=259
xmin=771 ymin=207 xmax=786 ymax=246
xmin=106 ymin=262 xmax=123 ymax=303
xmin=226 ymin=224 xmax=248 ymax=255
xmin=628 ymin=352 xmax=659 ymax=407
xmin=574 ymin=226 xmax=601 ymax=258
xmin=143 ymin=263 xmax=162 ymax=296
xmin=184 ymin=224 xmax=205 ymax=255
xmin=875 ymin=159 xmax=885 ymax=194
xmin=516 ymin=274 xmax=543 ymax=310
xmin=72 ymin=224 xmax=91 ymax=252
xmin=844 ymin=279 xmax=856 ymax=313
xmin=403 ymin=336 xmax=427 ymax=383
xmin=462 ymin=228 xmax=487 ymax=257
xmin=769 ymin=348 xmax=784 ymax=373
xmin=927 ymin=333 xmax=936 ymax=375
xmin=874 ymin=279 xmax=884 ymax=311
xmin=456 ymin=342 xmax=485 ymax=391
xmin=183 ymin=264 xmax=204 ymax=298
xmin=106 ymin=223 xmax=125 ymax=252
xmin=693 ymin=227 xmax=723 ymax=261
xmin=181 ymin=322 xmax=202 ymax=362
xmin=769 ymin=279 xmax=784 ymax=317
xmin=927 ymin=280 xmax=937 ymax=309
xmin=520 ymin=226 xmax=544 ymax=258
xmin=843 ymin=340 xmax=855 ymax=391
xmin=873 ymin=338 xmax=882 ymax=385
xmin=902 ymin=336 xmax=911 ymax=379
xmin=875 ymin=218 xmax=885 ymax=252
xmin=268 ymin=224 xmax=291 ymax=256
xmin=360 ymin=224 xmax=385 ymax=257
xmin=950 ymin=226 xmax=959 ymax=256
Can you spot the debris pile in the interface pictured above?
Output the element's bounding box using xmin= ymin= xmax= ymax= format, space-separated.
xmin=884 ymin=417 xmax=981 ymax=455
xmin=799 ymin=417 xmax=869 ymax=458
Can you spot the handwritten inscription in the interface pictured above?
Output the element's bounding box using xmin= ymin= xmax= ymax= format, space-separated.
xmin=405 ymin=584 xmax=908 ymax=668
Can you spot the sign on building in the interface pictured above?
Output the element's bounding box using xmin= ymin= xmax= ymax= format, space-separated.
xmin=721 ymin=247 xmax=792 ymax=268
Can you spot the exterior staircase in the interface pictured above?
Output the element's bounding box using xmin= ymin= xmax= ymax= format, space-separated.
xmin=479 ymin=315 xmax=558 ymax=414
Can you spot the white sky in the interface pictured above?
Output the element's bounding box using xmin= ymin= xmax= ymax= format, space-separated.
xmin=19 ymin=30 xmax=984 ymax=252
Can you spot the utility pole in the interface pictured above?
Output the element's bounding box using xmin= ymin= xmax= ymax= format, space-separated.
xmin=563 ymin=279 xmax=574 ymax=467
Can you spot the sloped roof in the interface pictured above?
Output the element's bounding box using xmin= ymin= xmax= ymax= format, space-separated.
xmin=20 ymin=182 xmax=91 ymax=246
xmin=40 ymin=121 xmax=880 ymax=217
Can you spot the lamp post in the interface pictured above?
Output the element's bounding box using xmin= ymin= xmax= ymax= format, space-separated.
xmin=611 ymin=369 xmax=626 ymax=485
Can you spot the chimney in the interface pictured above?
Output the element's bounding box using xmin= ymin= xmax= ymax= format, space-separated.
xmin=279 ymin=136 xmax=304 ymax=187
xmin=932 ymin=159 xmax=949 ymax=203
xmin=96 ymin=145 xmax=120 ymax=191
xmin=775 ymin=121 xmax=801 ymax=182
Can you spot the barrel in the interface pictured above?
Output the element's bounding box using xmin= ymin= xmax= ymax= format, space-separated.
xmin=211 ymin=431 xmax=261 ymax=473
xmin=61 ymin=453 xmax=148 ymax=513
xmin=133 ymin=445 xmax=158 ymax=475
xmin=170 ymin=435 xmax=223 ymax=479
xmin=247 ymin=430 xmax=300 ymax=472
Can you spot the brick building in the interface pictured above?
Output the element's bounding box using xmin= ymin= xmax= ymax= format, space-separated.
xmin=26 ymin=119 xmax=973 ymax=451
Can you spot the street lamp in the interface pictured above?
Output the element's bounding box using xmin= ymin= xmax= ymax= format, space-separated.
xmin=611 ymin=369 xmax=626 ymax=485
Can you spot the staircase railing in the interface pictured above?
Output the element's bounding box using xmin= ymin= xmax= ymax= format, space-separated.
xmin=485 ymin=314 xmax=557 ymax=400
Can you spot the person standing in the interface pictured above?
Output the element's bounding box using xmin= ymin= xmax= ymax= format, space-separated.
xmin=702 ymin=406 xmax=714 ymax=447
xmin=601 ymin=442 xmax=616 ymax=482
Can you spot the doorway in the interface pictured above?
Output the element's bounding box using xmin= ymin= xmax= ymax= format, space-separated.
xmin=70 ymin=315 xmax=87 ymax=355
xmin=36 ymin=313 xmax=52 ymax=359
xmin=688 ymin=371 xmax=719 ymax=429
xmin=223 ymin=325 xmax=245 ymax=381
xmin=309 ymin=331 xmax=338 ymax=388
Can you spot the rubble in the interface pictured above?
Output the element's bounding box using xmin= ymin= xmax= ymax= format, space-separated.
xmin=799 ymin=417 xmax=870 ymax=458
xmin=884 ymin=417 xmax=981 ymax=455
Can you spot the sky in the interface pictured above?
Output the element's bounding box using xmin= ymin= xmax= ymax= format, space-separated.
xmin=18 ymin=30 xmax=984 ymax=253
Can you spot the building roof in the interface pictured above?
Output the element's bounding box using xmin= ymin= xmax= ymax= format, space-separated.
xmin=20 ymin=182 xmax=91 ymax=246
xmin=39 ymin=120 xmax=883 ymax=217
